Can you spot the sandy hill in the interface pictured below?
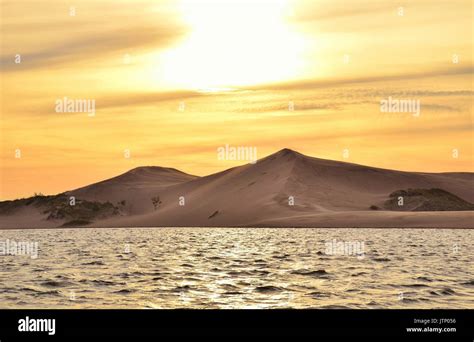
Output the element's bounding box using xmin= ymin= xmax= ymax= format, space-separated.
xmin=0 ymin=149 xmax=473 ymax=228
xmin=67 ymin=166 xmax=197 ymax=215
xmin=95 ymin=149 xmax=473 ymax=228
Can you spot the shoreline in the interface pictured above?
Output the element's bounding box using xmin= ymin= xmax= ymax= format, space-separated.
xmin=1 ymin=226 xmax=473 ymax=231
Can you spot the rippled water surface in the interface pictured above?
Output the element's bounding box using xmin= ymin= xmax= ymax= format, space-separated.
xmin=0 ymin=228 xmax=473 ymax=308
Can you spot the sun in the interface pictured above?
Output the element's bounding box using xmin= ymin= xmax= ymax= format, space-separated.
xmin=155 ymin=0 xmax=306 ymax=91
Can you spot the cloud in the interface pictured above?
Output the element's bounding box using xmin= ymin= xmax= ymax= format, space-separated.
xmin=97 ymin=91 xmax=204 ymax=110
xmin=9 ymin=90 xmax=207 ymax=117
xmin=251 ymin=66 xmax=474 ymax=92
xmin=289 ymin=0 xmax=396 ymax=24
xmin=420 ymin=104 xmax=462 ymax=112
xmin=0 ymin=0 xmax=187 ymax=71
xmin=0 ymin=24 xmax=186 ymax=71
xmin=288 ymin=0 xmax=471 ymax=33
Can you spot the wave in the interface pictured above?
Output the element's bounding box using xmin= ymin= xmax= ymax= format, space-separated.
xmin=254 ymin=286 xmax=284 ymax=293
xmin=291 ymin=269 xmax=329 ymax=277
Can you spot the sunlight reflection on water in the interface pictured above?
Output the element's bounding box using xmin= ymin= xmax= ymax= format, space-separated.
xmin=0 ymin=228 xmax=473 ymax=309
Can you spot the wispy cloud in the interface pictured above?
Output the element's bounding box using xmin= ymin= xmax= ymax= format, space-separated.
xmin=251 ymin=66 xmax=474 ymax=92
xmin=1 ymin=25 xmax=185 ymax=71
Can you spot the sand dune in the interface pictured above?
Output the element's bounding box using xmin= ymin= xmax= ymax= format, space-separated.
xmin=68 ymin=166 xmax=197 ymax=215
xmin=1 ymin=149 xmax=473 ymax=228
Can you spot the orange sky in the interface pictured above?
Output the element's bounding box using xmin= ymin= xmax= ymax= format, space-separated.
xmin=1 ymin=0 xmax=473 ymax=200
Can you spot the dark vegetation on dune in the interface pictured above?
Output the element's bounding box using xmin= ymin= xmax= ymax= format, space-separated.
xmin=383 ymin=188 xmax=474 ymax=211
xmin=0 ymin=193 xmax=121 ymax=226
xmin=208 ymin=210 xmax=219 ymax=219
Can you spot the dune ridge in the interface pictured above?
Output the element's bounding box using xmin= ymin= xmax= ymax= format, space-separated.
xmin=0 ymin=149 xmax=473 ymax=228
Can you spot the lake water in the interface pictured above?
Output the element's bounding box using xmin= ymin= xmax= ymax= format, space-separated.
xmin=0 ymin=228 xmax=473 ymax=309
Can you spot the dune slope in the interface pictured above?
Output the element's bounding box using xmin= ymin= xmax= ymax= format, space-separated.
xmin=1 ymin=149 xmax=472 ymax=228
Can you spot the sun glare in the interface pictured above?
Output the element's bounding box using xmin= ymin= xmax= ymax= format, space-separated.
xmin=156 ymin=0 xmax=306 ymax=91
